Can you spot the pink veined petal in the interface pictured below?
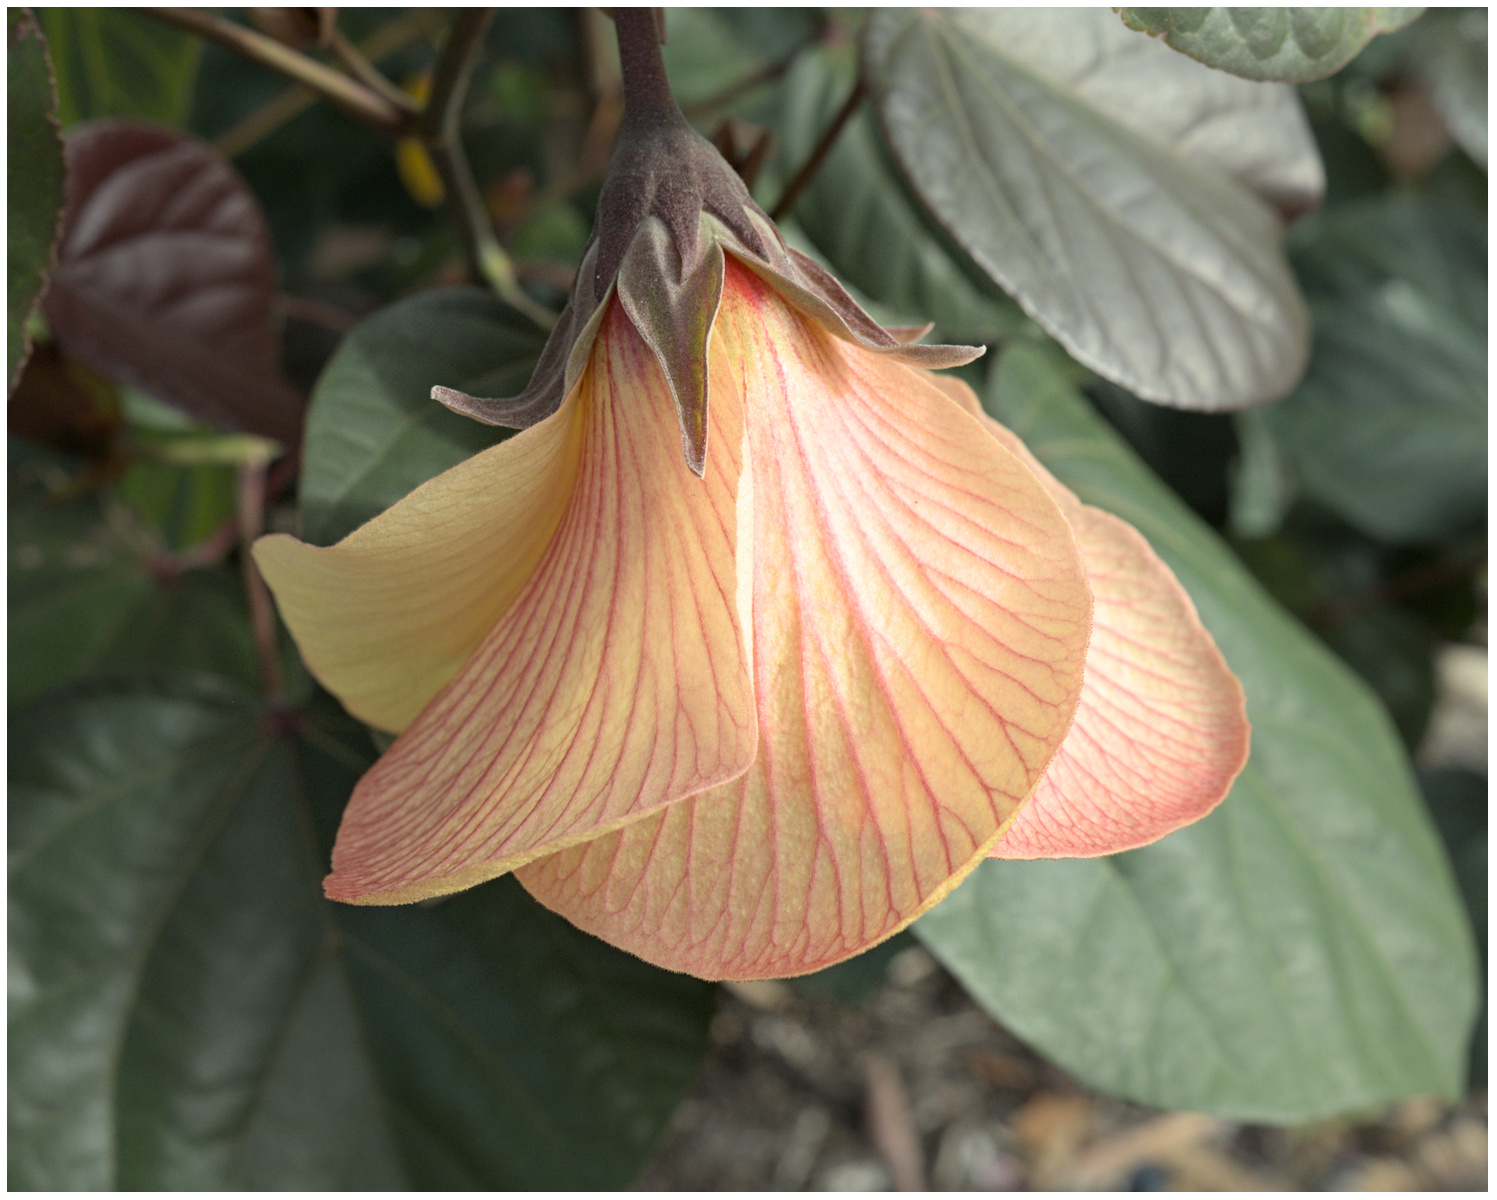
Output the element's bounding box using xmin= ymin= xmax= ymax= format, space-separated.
xmin=929 ymin=377 xmax=1249 ymax=858
xmin=518 ymin=263 xmax=1093 ymax=979
xmin=321 ymin=298 xmax=757 ymax=905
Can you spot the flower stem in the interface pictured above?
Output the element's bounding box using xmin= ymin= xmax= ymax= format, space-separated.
xmin=770 ymin=77 xmax=865 ymax=220
xmin=419 ymin=10 xmax=556 ymax=329
xmin=613 ymin=8 xmax=680 ymax=129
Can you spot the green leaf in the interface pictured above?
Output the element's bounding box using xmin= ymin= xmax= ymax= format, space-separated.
xmin=770 ymin=46 xmax=1027 ymax=345
xmin=662 ymin=8 xmax=820 ymax=111
xmin=1414 ymin=10 xmax=1486 ymax=168
xmin=1261 ymin=193 xmax=1486 ymax=543
xmin=9 ymin=678 xmax=715 ymax=1189
xmin=1119 ymin=8 xmax=1425 ymax=84
xmin=915 ymin=342 xmax=1479 ymax=1121
xmin=864 ymin=8 xmax=1315 ymax=410
xmin=299 ymin=288 xmax=546 ymax=546
xmin=34 ymin=8 xmax=201 ymax=129
xmin=117 ymin=459 xmax=238 ymax=553
xmin=8 ymin=9 xmax=64 ymax=392
xmin=8 ymin=481 xmax=259 ymax=703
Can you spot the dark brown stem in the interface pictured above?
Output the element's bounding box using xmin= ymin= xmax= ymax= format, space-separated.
xmin=419 ymin=9 xmax=555 ymax=328
xmin=137 ymin=7 xmax=409 ymax=136
xmin=771 ymin=78 xmax=865 ymax=220
xmin=236 ymin=456 xmax=283 ymax=705
xmin=613 ymin=8 xmax=676 ymax=128
xmin=419 ymin=9 xmax=492 ymax=143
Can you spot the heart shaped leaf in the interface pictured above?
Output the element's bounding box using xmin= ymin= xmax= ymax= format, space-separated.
xmin=770 ymin=45 xmax=1027 ymax=345
xmin=8 ymin=475 xmax=259 ymax=704
xmin=35 ymin=8 xmax=201 ymax=130
xmin=864 ymin=8 xmax=1314 ymax=410
xmin=42 ymin=121 xmax=304 ymax=445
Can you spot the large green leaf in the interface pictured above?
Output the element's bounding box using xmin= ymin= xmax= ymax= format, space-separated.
xmin=8 ymin=10 xmax=64 ymax=392
xmin=1119 ymin=8 xmax=1424 ymax=84
xmin=34 ymin=8 xmax=200 ymax=129
xmin=299 ymin=288 xmax=545 ymax=546
xmin=770 ymin=45 xmax=1027 ymax=345
xmin=1260 ymin=193 xmax=1486 ymax=544
xmin=863 ymin=8 xmax=1314 ymax=411
xmin=9 ymin=678 xmax=715 ymax=1189
xmin=915 ymin=342 xmax=1478 ymax=1121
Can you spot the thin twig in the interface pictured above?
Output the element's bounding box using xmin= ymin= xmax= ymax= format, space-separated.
xmin=327 ymin=27 xmax=418 ymax=114
xmin=683 ymin=50 xmax=803 ymax=119
xmin=138 ymin=7 xmax=409 ymax=136
xmin=214 ymin=9 xmax=447 ymax=158
xmin=275 ymin=293 xmax=360 ymax=334
xmin=419 ymin=9 xmax=556 ymax=328
xmin=770 ymin=77 xmax=865 ymax=220
xmin=236 ymin=455 xmax=284 ymax=705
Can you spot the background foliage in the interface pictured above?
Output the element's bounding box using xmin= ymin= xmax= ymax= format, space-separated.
xmin=9 ymin=7 xmax=1486 ymax=1187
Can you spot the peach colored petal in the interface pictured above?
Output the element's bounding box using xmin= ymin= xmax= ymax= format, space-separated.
xmin=321 ymin=298 xmax=757 ymax=904
xmin=254 ymin=399 xmax=583 ymax=734
xmin=518 ymin=264 xmax=1092 ymax=979
xmin=994 ymin=503 xmax=1248 ymax=857
xmin=929 ymin=377 xmax=1249 ymax=857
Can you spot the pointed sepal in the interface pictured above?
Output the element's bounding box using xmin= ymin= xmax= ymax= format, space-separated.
xmin=617 ymin=215 xmax=726 ymax=477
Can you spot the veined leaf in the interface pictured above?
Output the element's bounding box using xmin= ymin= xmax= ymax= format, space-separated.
xmin=43 ymin=122 xmax=303 ymax=444
xmin=770 ymin=45 xmax=1027 ymax=345
xmin=915 ymin=342 xmax=1478 ymax=1120
xmin=298 ymin=288 xmax=545 ymax=547
xmin=9 ymin=679 xmax=714 ymax=1188
xmin=1262 ymin=193 xmax=1486 ymax=543
xmin=864 ymin=8 xmax=1315 ymax=410
xmin=1119 ymin=8 xmax=1425 ymax=84
xmin=35 ymin=8 xmax=200 ymax=129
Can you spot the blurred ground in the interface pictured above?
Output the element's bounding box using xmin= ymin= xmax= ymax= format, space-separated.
xmin=636 ymin=645 xmax=1487 ymax=1191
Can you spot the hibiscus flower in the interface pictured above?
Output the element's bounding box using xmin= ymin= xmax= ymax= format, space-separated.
xmin=254 ymin=10 xmax=1247 ymax=980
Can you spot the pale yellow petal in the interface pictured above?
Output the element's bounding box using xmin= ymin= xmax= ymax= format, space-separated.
xmin=254 ymin=405 xmax=582 ymax=734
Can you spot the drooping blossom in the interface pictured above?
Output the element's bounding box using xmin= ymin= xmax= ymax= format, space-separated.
xmin=255 ymin=12 xmax=1247 ymax=980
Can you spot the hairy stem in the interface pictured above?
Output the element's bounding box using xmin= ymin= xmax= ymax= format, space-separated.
xmin=613 ymin=8 xmax=675 ymax=128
